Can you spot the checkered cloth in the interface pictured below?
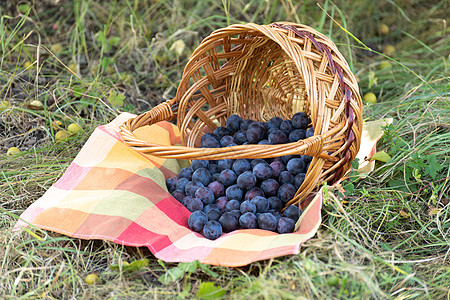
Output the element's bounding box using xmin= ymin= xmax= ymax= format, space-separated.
xmin=16 ymin=113 xmax=387 ymax=266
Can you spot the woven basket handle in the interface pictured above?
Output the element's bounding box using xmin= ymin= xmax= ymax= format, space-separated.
xmin=119 ymin=101 xmax=334 ymax=161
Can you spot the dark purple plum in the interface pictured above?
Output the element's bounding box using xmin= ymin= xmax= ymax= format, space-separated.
xmin=251 ymin=196 xmax=269 ymax=213
xmin=244 ymin=187 xmax=265 ymax=201
xmin=278 ymin=183 xmax=296 ymax=203
xmin=201 ymin=132 xmax=220 ymax=143
xmin=203 ymin=203 xmax=219 ymax=213
xmin=166 ymin=176 xmax=178 ymax=193
xmin=268 ymin=129 xmax=287 ymax=144
xmin=172 ymin=190 xmax=186 ymax=202
xmin=175 ymin=177 xmax=189 ymax=192
xmin=208 ymin=181 xmax=225 ymax=198
xmin=291 ymin=112 xmax=309 ymax=129
xmin=269 ymin=161 xmax=285 ymax=178
xmin=225 ymin=185 xmax=244 ymax=201
xmin=207 ymin=163 xmax=219 ymax=175
xmin=178 ymin=167 xmax=193 ymax=180
xmin=201 ymin=137 xmax=221 ymax=148
xmin=185 ymin=181 xmax=204 ymax=196
xmin=246 ymin=122 xmax=267 ymax=144
xmin=258 ymin=140 xmax=270 ymax=145
xmin=218 ymin=212 xmax=239 ymax=233
xmin=195 ymin=187 xmax=215 ymax=205
xmin=267 ymin=116 xmax=283 ymax=131
xmin=293 ymin=173 xmax=306 ymax=189
xmin=258 ymin=213 xmax=277 ymax=231
xmin=289 ymin=129 xmax=306 ymax=142
xmin=240 ymin=200 xmax=257 ymax=214
xmin=268 ymin=196 xmax=283 ymax=211
xmin=230 ymin=209 xmax=241 ymax=220
xmin=302 ymin=155 xmax=313 ymax=163
xmin=216 ymin=196 xmax=229 ymax=213
xmin=214 ymin=126 xmax=231 ymax=138
xmin=225 ymin=199 xmax=241 ymax=212
xmin=220 ymin=135 xmax=235 ymax=147
xmin=239 ymin=212 xmax=258 ymax=229
xmin=206 ymin=209 xmax=222 ymax=222
xmin=182 ymin=196 xmax=194 ymax=207
xmin=219 ymin=169 xmax=237 ymax=187
xmin=192 ymin=168 xmax=212 ymax=186
xmin=233 ymin=130 xmax=248 ymax=145
xmin=237 ymin=171 xmax=257 ymax=190
xmin=226 ymin=114 xmax=242 ymax=133
xmin=278 ymin=171 xmax=294 ymax=185
xmin=232 ymin=159 xmax=251 ymax=175
xmin=191 ymin=160 xmax=209 ymax=171
xmin=260 ymin=178 xmax=279 ymax=196
xmin=188 ymin=211 xmax=208 ymax=232
xmin=251 ymin=159 xmax=268 ymax=168
xmin=218 ymin=159 xmax=235 ymax=171
xmin=240 ymin=119 xmax=254 ymax=130
xmin=283 ymin=205 xmax=302 ymax=222
xmin=306 ymin=127 xmax=315 ymax=138
xmin=286 ymin=158 xmax=305 ymax=175
xmin=253 ymin=163 xmax=273 ymax=180
xmin=203 ymin=220 xmax=222 ymax=240
xmin=277 ymin=217 xmax=295 ymax=234
xmin=187 ymin=197 xmax=204 ymax=212
xmin=280 ymin=120 xmax=294 ymax=135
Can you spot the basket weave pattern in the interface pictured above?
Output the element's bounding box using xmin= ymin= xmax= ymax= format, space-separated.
xmin=120 ymin=22 xmax=363 ymax=207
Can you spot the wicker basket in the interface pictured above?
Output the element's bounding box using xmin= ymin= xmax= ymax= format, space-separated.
xmin=119 ymin=22 xmax=363 ymax=208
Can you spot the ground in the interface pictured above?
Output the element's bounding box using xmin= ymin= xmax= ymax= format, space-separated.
xmin=0 ymin=0 xmax=449 ymax=299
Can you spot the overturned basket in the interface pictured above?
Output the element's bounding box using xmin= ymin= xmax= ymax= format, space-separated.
xmin=120 ymin=22 xmax=363 ymax=208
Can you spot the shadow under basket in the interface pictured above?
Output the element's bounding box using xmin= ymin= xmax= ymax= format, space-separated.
xmin=119 ymin=22 xmax=363 ymax=209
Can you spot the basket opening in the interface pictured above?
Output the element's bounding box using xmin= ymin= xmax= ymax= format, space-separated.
xmin=179 ymin=35 xmax=316 ymax=149
xmin=228 ymin=37 xmax=310 ymax=122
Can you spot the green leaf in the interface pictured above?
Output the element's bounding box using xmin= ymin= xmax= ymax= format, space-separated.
xmin=18 ymin=3 xmax=31 ymax=14
xmin=158 ymin=267 xmax=185 ymax=285
xmin=351 ymin=158 xmax=360 ymax=170
xmin=110 ymin=259 xmax=149 ymax=272
xmin=343 ymin=182 xmax=354 ymax=195
xmin=198 ymin=263 xmax=218 ymax=278
xmin=424 ymin=155 xmax=443 ymax=180
xmin=126 ymin=259 xmax=149 ymax=271
xmin=196 ymin=282 xmax=226 ymax=299
xmin=109 ymin=36 xmax=120 ymax=47
xmin=107 ymin=90 xmax=125 ymax=107
xmin=101 ymin=57 xmax=113 ymax=69
xmin=178 ymin=261 xmax=198 ymax=273
xmin=370 ymin=151 xmax=391 ymax=162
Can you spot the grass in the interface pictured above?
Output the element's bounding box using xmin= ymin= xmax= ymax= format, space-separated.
xmin=1 ymin=0 xmax=449 ymax=299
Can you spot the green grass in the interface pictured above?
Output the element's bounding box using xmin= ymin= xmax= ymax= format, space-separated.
xmin=1 ymin=0 xmax=449 ymax=299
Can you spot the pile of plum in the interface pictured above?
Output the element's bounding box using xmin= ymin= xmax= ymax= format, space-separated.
xmin=166 ymin=113 xmax=314 ymax=240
